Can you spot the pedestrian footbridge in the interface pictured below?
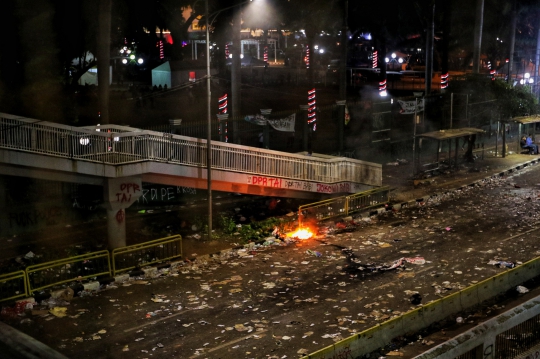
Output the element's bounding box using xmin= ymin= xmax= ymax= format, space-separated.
xmin=0 ymin=113 xmax=381 ymax=198
xmin=0 ymin=113 xmax=382 ymax=247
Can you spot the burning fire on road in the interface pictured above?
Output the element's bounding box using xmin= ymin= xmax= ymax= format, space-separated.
xmin=287 ymin=228 xmax=314 ymax=240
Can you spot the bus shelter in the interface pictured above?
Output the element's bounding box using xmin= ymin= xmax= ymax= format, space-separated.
xmin=512 ymin=115 xmax=540 ymax=153
xmin=414 ymin=127 xmax=485 ymax=176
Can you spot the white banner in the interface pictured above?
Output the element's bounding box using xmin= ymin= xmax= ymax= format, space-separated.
xmin=398 ymin=99 xmax=424 ymax=114
xmin=267 ymin=114 xmax=295 ymax=132
xmin=244 ymin=114 xmax=267 ymax=125
xmin=244 ymin=114 xmax=296 ymax=132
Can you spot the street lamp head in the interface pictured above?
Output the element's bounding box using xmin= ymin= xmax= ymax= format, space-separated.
xmin=385 ymin=57 xmax=389 ymax=63
xmin=391 ymin=53 xmax=396 ymax=59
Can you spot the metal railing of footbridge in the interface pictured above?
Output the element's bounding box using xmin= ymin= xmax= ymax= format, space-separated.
xmin=0 ymin=113 xmax=381 ymax=186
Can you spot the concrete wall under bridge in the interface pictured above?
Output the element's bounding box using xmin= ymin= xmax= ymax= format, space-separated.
xmin=301 ymin=255 xmax=540 ymax=359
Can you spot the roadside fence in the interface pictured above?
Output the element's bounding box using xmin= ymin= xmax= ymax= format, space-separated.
xmin=0 ymin=271 xmax=28 ymax=304
xmin=111 ymin=235 xmax=183 ymax=275
xmin=0 ymin=235 xmax=183 ymax=302
xmin=25 ymin=251 xmax=111 ymax=294
xmin=298 ymin=186 xmax=391 ymax=226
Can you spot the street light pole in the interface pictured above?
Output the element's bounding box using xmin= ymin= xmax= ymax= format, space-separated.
xmin=205 ymin=0 xmax=212 ymax=239
xmin=203 ymin=0 xmax=252 ymax=238
xmin=231 ymin=5 xmax=242 ymax=144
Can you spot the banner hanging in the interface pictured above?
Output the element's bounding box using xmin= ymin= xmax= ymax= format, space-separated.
xmin=268 ymin=114 xmax=295 ymax=132
xmin=398 ymin=99 xmax=425 ymax=114
xmin=244 ymin=114 xmax=296 ymax=132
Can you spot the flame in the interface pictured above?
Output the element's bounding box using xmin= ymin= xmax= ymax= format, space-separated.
xmin=288 ymin=228 xmax=314 ymax=240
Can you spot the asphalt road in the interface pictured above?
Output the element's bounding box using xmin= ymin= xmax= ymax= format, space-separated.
xmin=6 ymin=164 xmax=540 ymax=359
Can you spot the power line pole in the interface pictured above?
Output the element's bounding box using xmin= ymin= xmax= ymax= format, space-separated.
xmin=205 ymin=0 xmax=212 ymax=238
xmin=425 ymin=4 xmax=435 ymax=95
xmin=97 ymin=0 xmax=111 ymax=124
xmin=231 ymin=6 xmax=242 ymax=143
xmin=472 ymin=0 xmax=484 ymax=74
xmin=338 ymin=0 xmax=348 ymax=151
xmin=508 ymin=1 xmax=517 ymax=83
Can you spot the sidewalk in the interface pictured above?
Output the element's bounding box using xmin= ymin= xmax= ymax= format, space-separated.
xmin=382 ymin=151 xmax=540 ymax=203
xmin=166 ymin=149 xmax=540 ymax=260
xmin=179 ymin=150 xmax=540 ymax=260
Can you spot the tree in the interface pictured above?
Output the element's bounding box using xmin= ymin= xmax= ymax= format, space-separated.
xmin=14 ymin=0 xmax=66 ymax=122
xmin=53 ymin=0 xmax=99 ymax=90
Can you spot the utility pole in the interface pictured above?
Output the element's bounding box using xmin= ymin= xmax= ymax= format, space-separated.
xmin=231 ymin=6 xmax=242 ymax=143
xmin=205 ymin=0 xmax=212 ymax=238
xmin=425 ymin=4 xmax=435 ymax=95
xmin=472 ymin=0 xmax=484 ymax=74
xmin=508 ymin=0 xmax=517 ymax=83
xmin=97 ymin=0 xmax=111 ymax=124
xmin=338 ymin=0 xmax=348 ymax=151
xmin=535 ymin=14 xmax=540 ymax=99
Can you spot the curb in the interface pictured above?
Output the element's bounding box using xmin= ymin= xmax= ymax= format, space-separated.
xmin=12 ymin=159 xmax=540 ymax=306
xmin=357 ymin=157 xmax=540 ymax=218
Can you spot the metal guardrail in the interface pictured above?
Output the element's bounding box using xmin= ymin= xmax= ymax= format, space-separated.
xmin=25 ymin=251 xmax=111 ymax=294
xmin=0 ymin=113 xmax=382 ymax=188
xmin=496 ymin=313 xmax=540 ymax=359
xmin=111 ymin=235 xmax=182 ymax=276
xmin=0 ymin=270 xmax=28 ymax=303
xmin=0 ymin=235 xmax=183 ymax=301
xmin=298 ymin=186 xmax=391 ymax=226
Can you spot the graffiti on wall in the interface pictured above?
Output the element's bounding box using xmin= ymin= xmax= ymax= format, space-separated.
xmin=116 ymin=182 xmax=141 ymax=203
xmin=7 ymin=207 xmax=62 ymax=228
xmin=136 ymin=186 xmax=197 ymax=204
xmin=248 ymin=175 xmax=355 ymax=194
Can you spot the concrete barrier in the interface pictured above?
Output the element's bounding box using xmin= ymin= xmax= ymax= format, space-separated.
xmin=302 ymin=256 xmax=540 ymax=359
xmin=377 ymin=317 xmax=405 ymax=344
xmin=402 ymin=309 xmax=425 ymax=335
xmin=459 ymin=285 xmax=477 ymax=309
xmin=420 ymin=301 xmax=445 ymax=328
xmin=441 ymin=292 xmax=461 ymax=318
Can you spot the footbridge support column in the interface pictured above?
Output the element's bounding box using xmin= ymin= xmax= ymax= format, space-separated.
xmin=103 ymin=176 xmax=142 ymax=249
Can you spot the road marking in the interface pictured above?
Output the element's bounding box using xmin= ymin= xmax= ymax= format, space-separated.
xmin=373 ymin=266 xmax=434 ymax=290
xmin=123 ymin=294 xmax=295 ymax=334
xmin=188 ymin=331 xmax=268 ymax=358
xmin=503 ymin=224 xmax=540 ymax=242
xmin=373 ymin=282 xmax=394 ymax=290
xmin=416 ymin=265 xmax=435 ymax=274
xmin=123 ymin=308 xmax=195 ymax=333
